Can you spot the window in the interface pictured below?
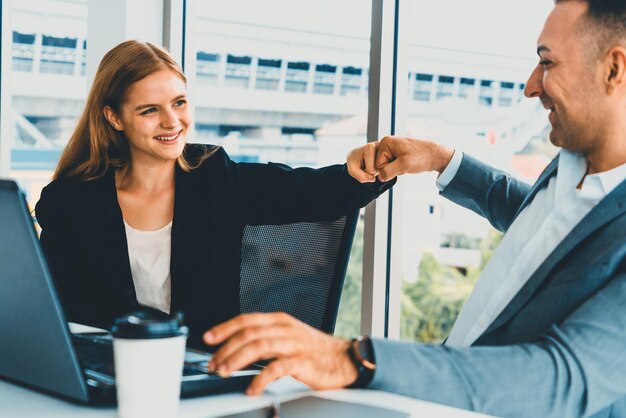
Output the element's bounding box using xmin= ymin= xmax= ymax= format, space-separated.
xmin=400 ymin=0 xmax=555 ymax=343
xmin=285 ymin=61 xmax=310 ymax=93
xmin=340 ymin=66 xmax=363 ymax=96
xmin=313 ymin=64 xmax=337 ymax=95
xmin=196 ymin=52 xmax=220 ymax=85
xmin=436 ymin=75 xmax=455 ymax=100
xmin=224 ymin=54 xmax=252 ymax=88
xmin=498 ymin=81 xmax=515 ymax=107
xmin=191 ymin=0 xmax=372 ymax=337
xmin=479 ymin=79 xmax=494 ymax=106
xmin=458 ymin=77 xmax=476 ymax=99
xmin=6 ymin=0 xmax=88 ymax=207
xmin=12 ymin=31 xmax=36 ymax=72
xmin=413 ymin=73 xmax=433 ymax=101
xmin=255 ymin=58 xmax=282 ymax=91
xmin=40 ymin=35 xmax=78 ymax=75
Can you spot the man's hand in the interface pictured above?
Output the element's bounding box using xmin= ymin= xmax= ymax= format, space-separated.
xmin=204 ymin=313 xmax=358 ymax=395
xmin=346 ymin=142 xmax=379 ymax=183
xmin=204 ymin=313 xmax=357 ymax=395
xmin=375 ymin=136 xmax=454 ymax=182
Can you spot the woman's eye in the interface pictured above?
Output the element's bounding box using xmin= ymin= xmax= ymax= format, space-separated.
xmin=141 ymin=107 xmax=157 ymax=115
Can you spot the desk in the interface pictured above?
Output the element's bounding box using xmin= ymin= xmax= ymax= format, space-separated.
xmin=0 ymin=377 xmax=490 ymax=418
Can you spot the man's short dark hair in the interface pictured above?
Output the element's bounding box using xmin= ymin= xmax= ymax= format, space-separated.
xmin=557 ymin=0 xmax=626 ymax=59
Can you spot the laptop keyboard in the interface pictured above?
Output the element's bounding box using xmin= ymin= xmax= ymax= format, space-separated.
xmin=72 ymin=334 xmax=211 ymax=377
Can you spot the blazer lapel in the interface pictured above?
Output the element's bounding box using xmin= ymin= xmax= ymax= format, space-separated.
xmin=482 ymin=178 xmax=626 ymax=335
xmin=170 ymin=166 xmax=196 ymax=313
xmin=97 ymin=170 xmax=137 ymax=307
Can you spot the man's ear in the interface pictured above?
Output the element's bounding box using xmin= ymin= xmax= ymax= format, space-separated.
xmin=103 ymin=106 xmax=124 ymax=131
xmin=604 ymin=46 xmax=626 ymax=94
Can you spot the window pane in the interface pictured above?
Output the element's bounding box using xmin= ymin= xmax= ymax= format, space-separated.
xmin=400 ymin=0 xmax=554 ymax=343
xmin=192 ymin=0 xmax=372 ymax=337
xmin=9 ymin=0 xmax=87 ymax=207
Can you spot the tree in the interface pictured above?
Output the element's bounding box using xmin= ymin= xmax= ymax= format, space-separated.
xmin=401 ymin=229 xmax=503 ymax=343
xmin=335 ymin=219 xmax=364 ymax=338
xmin=335 ymin=222 xmax=503 ymax=343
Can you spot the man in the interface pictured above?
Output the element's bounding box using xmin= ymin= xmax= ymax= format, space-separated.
xmin=204 ymin=1 xmax=626 ymax=416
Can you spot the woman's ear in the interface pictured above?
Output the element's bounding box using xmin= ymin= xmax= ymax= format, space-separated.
xmin=103 ymin=106 xmax=124 ymax=131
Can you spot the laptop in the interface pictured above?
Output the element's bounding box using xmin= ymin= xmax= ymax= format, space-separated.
xmin=0 ymin=179 xmax=261 ymax=405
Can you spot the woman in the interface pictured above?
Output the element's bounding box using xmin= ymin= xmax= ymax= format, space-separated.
xmin=35 ymin=40 xmax=393 ymax=347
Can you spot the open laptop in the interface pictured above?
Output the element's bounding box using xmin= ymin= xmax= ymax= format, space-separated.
xmin=0 ymin=179 xmax=260 ymax=405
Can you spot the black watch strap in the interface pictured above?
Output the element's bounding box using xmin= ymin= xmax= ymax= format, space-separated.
xmin=346 ymin=336 xmax=376 ymax=388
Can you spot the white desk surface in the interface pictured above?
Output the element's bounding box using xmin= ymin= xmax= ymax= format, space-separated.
xmin=0 ymin=325 xmax=491 ymax=417
xmin=0 ymin=377 xmax=491 ymax=418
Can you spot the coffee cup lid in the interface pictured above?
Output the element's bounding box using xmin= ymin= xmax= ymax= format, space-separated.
xmin=111 ymin=308 xmax=189 ymax=339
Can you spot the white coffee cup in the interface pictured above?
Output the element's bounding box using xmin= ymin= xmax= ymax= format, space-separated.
xmin=111 ymin=309 xmax=188 ymax=418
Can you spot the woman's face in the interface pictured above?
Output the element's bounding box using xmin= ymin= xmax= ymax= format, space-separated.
xmin=105 ymin=69 xmax=190 ymax=166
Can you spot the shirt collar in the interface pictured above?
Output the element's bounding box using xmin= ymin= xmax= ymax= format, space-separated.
xmin=557 ymin=149 xmax=626 ymax=199
xmin=587 ymin=160 xmax=626 ymax=196
xmin=555 ymin=150 xmax=587 ymax=198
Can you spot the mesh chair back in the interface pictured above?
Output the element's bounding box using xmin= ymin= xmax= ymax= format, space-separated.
xmin=239 ymin=210 xmax=359 ymax=334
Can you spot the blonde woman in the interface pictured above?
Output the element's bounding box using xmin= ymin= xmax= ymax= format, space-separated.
xmin=35 ymin=40 xmax=393 ymax=347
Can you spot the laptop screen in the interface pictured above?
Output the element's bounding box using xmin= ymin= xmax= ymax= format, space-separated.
xmin=0 ymin=180 xmax=89 ymax=402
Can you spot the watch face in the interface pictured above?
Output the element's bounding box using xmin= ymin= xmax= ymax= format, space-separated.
xmin=356 ymin=337 xmax=376 ymax=370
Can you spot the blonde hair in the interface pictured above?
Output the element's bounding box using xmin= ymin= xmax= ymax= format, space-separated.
xmin=54 ymin=40 xmax=214 ymax=181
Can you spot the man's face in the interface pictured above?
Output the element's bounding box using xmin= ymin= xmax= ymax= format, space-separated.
xmin=524 ymin=1 xmax=608 ymax=154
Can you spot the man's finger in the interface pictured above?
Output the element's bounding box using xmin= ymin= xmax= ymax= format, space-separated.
xmin=246 ymin=358 xmax=300 ymax=396
xmin=375 ymin=146 xmax=395 ymax=170
xmin=216 ymin=337 xmax=298 ymax=376
xmin=209 ymin=324 xmax=292 ymax=370
xmin=378 ymin=159 xmax=405 ymax=182
xmin=204 ymin=312 xmax=291 ymax=345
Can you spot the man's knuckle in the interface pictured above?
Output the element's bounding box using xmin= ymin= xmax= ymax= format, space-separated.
xmin=255 ymin=338 xmax=272 ymax=353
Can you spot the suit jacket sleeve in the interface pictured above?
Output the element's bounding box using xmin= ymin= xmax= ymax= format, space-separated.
xmin=440 ymin=154 xmax=532 ymax=232
xmin=217 ymin=149 xmax=395 ymax=225
xmin=368 ymin=270 xmax=626 ymax=418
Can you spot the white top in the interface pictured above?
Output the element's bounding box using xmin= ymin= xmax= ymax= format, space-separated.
xmin=123 ymin=220 xmax=173 ymax=314
xmin=438 ymin=150 xmax=626 ymax=347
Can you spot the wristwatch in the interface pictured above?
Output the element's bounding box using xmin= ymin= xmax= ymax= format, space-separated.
xmin=346 ymin=336 xmax=376 ymax=388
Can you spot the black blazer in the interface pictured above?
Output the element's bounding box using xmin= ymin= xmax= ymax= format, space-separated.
xmin=35 ymin=145 xmax=393 ymax=347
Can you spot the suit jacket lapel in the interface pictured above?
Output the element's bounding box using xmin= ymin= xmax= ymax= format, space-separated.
xmin=482 ymin=177 xmax=626 ymax=335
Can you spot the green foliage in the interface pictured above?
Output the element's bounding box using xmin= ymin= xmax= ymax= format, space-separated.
xmin=400 ymin=252 xmax=472 ymax=343
xmin=335 ymin=220 xmax=503 ymax=344
xmin=334 ymin=219 xmax=364 ymax=338
xmin=401 ymin=229 xmax=503 ymax=343
xmin=440 ymin=233 xmax=481 ymax=249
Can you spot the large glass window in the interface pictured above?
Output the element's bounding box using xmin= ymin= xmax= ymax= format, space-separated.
xmin=8 ymin=0 xmax=87 ymax=207
xmin=399 ymin=0 xmax=555 ymax=343
xmin=192 ymin=0 xmax=372 ymax=337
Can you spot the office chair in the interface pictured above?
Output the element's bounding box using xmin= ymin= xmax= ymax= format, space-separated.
xmin=239 ymin=209 xmax=359 ymax=334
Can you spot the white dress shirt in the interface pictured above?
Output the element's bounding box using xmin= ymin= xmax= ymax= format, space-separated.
xmin=124 ymin=220 xmax=172 ymax=314
xmin=438 ymin=150 xmax=626 ymax=347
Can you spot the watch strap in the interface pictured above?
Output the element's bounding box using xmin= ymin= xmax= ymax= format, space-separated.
xmin=346 ymin=336 xmax=376 ymax=388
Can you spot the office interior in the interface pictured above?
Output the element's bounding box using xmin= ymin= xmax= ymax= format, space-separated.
xmin=0 ymin=0 xmax=556 ymax=416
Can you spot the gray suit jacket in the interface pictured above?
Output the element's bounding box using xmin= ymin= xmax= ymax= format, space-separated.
xmin=369 ymin=154 xmax=626 ymax=418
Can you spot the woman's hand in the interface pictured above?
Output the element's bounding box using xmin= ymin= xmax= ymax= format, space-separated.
xmin=346 ymin=142 xmax=379 ymax=183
